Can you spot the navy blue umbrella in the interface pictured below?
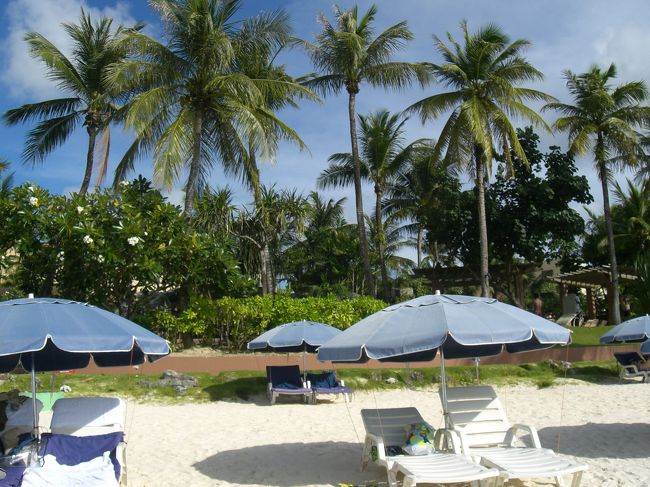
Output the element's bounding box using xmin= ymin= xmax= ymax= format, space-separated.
xmin=248 ymin=320 xmax=341 ymax=379
xmin=318 ymin=294 xmax=571 ymax=425
xmin=600 ymin=315 xmax=650 ymax=345
xmin=641 ymin=340 xmax=650 ymax=354
xmin=0 ymin=296 xmax=170 ymax=434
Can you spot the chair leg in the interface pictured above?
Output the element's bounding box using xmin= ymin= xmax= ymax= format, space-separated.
xmin=571 ymin=471 xmax=583 ymax=487
xmin=555 ymin=475 xmax=566 ymax=487
xmin=360 ymin=438 xmax=371 ymax=471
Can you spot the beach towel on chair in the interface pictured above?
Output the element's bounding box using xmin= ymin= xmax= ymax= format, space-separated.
xmin=20 ymin=432 xmax=123 ymax=487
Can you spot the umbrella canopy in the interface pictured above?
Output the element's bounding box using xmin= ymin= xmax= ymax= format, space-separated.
xmin=641 ymin=340 xmax=650 ymax=354
xmin=318 ymin=294 xmax=571 ymax=363
xmin=600 ymin=315 xmax=650 ymax=345
xmin=0 ymin=297 xmax=171 ymax=372
xmin=248 ymin=320 xmax=341 ymax=353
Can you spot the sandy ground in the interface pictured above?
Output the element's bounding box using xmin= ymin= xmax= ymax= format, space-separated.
xmin=118 ymin=382 xmax=650 ymax=487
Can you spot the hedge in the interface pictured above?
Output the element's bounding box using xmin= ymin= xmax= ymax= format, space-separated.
xmin=150 ymin=294 xmax=387 ymax=350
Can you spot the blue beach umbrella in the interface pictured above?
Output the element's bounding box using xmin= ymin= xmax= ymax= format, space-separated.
xmin=600 ymin=314 xmax=650 ymax=344
xmin=248 ymin=320 xmax=341 ymax=378
xmin=0 ymin=296 xmax=170 ymax=435
xmin=317 ymin=294 xmax=571 ymax=426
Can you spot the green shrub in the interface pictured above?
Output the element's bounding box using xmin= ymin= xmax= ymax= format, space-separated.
xmin=154 ymin=294 xmax=387 ymax=350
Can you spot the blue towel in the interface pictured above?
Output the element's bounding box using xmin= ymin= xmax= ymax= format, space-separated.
xmin=307 ymin=372 xmax=338 ymax=389
xmin=40 ymin=432 xmax=124 ymax=480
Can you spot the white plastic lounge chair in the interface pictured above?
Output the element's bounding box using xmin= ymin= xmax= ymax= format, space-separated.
xmin=361 ymin=407 xmax=500 ymax=487
xmin=50 ymin=397 xmax=127 ymax=485
xmin=443 ymin=386 xmax=587 ymax=487
xmin=613 ymin=352 xmax=649 ymax=383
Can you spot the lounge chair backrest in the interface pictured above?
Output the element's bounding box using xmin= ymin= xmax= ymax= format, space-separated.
xmin=613 ymin=352 xmax=646 ymax=367
xmin=361 ymin=407 xmax=423 ymax=447
xmin=50 ymin=397 xmax=125 ymax=436
xmin=444 ymin=386 xmax=510 ymax=448
xmin=266 ymin=365 xmax=303 ymax=387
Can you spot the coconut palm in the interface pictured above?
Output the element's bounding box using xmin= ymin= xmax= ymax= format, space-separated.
xmin=407 ymin=21 xmax=553 ymax=297
xmin=229 ymin=10 xmax=314 ymax=294
xmin=318 ymin=109 xmax=422 ymax=298
xmin=3 ymin=10 xmax=139 ymax=195
xmin=0 ymin=160 xmax=13 ymax=197
xmin=304 ymin=4 xmax=430 ymax=295
xmin=545 ymin=64 xmax=650 ymax=324
xmin=108 ymin=0 xmax=310 ymax=215
xmin=384 ymin=144 xmax=461 ymax=267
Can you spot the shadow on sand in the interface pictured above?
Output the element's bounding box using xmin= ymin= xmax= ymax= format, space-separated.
xmin=539 ymin=422 xmax=650 ymax=459
xmin=193 ymin=441 xmax=384 ymax=486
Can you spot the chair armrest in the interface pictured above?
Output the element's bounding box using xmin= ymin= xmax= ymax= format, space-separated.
xmin=339 ymin=379 xmax=345 ymax=387
xmin=303 ymin=380 xmax=311 ymax=388
xmin=365 ymin=432 xmax=387 ymax=462
xmin=622 ymin=365 xmax=640 ymax=375
xmin=505 ymin=423 xmax=541 ymax=448
xmin=434 ymin=428 xmax=464 ymax=455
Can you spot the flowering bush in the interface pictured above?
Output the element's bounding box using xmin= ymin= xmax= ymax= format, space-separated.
xmin=0 ymin=177 xmax=254 ymax=316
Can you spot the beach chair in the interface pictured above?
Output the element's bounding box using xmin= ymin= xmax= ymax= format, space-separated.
xmin=613 ymin=352 xmax=650 ymax=383
xmin=443 ymin=386 xmax=588 ymax=487
xmin=265 ymin=366 xmax=312 ymax=405
xmin=361 ymin=407 xmax=500 ymax=487
xmin=49 ymin=397 xmax=127 ymax=485
xmin=306 ymin=371 xmax=353 ymax=403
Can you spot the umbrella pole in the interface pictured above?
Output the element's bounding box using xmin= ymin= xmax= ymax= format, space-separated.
xmin=30 ymin=353 xmax=39 ymax=439
xmin=303 ymin=345 xmax=307 ymax=383
xmin=439 ymin=348 xmax=450 ymax=429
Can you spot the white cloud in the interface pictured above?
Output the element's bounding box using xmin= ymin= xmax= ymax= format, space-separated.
xmin=1 ymin=0 xmax=136 ymax=100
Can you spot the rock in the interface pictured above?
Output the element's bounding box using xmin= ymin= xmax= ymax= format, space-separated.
xmin=408 ymin=370 xmax=424 ymax=382
xmin=59 ymin=384 xmax=71 ymax=393
xmin=385 ymin=377 xmax=398 ymax=384
xmin=159 ymin=369 xmax=198 ymax=395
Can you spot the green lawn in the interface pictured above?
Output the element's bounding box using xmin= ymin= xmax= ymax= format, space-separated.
xmin=4 ymin=359 xmax=619 ymax=405
xmin=567 ymin=325 xmax=615 ymax=346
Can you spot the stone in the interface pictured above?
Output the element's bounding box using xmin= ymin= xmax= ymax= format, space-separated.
xmin=158 ymin=369 xmax=198 ymax=395
xmin=384 ymin=377 xmax=398 ymax=384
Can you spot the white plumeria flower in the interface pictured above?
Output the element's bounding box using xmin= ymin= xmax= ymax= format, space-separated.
xmin=97 ymin=255 xmax=105 ymax=263
xmin=120 ymin=180 xmax=130 ymax=187
xmin=28 ymin=197 xmax=38 ymax=206
xmin=83 ymin=235 xmax=93 ymax=245
xmin=143 ymin=231 xmax=148 ymax=236
xmin=57 ymin=251 xmax=65 ymax=261
xmin=127 ymin=236 xmax=141 ymax=246
xmin=27 ymin=186 xmax=35 ymax=192
xmin=76 ymin=206 xmax=84 ymax=214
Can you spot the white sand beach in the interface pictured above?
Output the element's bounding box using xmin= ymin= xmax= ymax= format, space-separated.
xmin=122 ymin=382 xmax=650 ymax=487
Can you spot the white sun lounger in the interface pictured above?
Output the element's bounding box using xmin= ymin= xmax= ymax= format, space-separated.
xmin=361 ymin=407 xmax=500 ymax=487
xmin=443 ymin=386 xmax=587 ymax=487
xmin=50 ymin=397 xmax=127 ymax=485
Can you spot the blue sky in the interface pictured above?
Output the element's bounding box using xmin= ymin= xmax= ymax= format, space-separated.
xmin=0 ymin=0 xmax=648 ymax=220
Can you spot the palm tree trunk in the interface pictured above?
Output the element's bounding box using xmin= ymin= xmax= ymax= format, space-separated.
xmin=347 ymin=90 xmax=375 ymax=296
xmin=247 ymin=145 xmax=274 ymax=295
xmin=474 ymin=144 xmax=490 ymax=297
xmin=375 ymin=185 xmax=389 ymax=299
xmin=599 ymin=160 xmax=621 ymax=325
xmin=417 ymin=226 xmax=423 ymax=267
xmin=184 ymin=110 xmax=203 ymax=217
xmin=80 ymin=125 xmax=97 ymax=195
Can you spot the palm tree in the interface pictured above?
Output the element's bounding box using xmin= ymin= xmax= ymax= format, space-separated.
xmin=407 ymin=22 xmax=552 ymax=297
xmin=304 ymin=4 xmax=430 ymax=295
xmin=109 ymin=0 xmax=310 ymax=215
xmin=546 ymin=64 xmax=650 ymax=324
xmin=229 ymin=10 xmax=314 ymax=294
xmin=318 ymin=109 xmax=421 ymax=298
xmin=3 ymin=10 xmax=139 ymax=195
xmin=0 ymin=160 xmax=14 ymax=197
xmin=384 ymin=144 xmax=460 ymax=267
